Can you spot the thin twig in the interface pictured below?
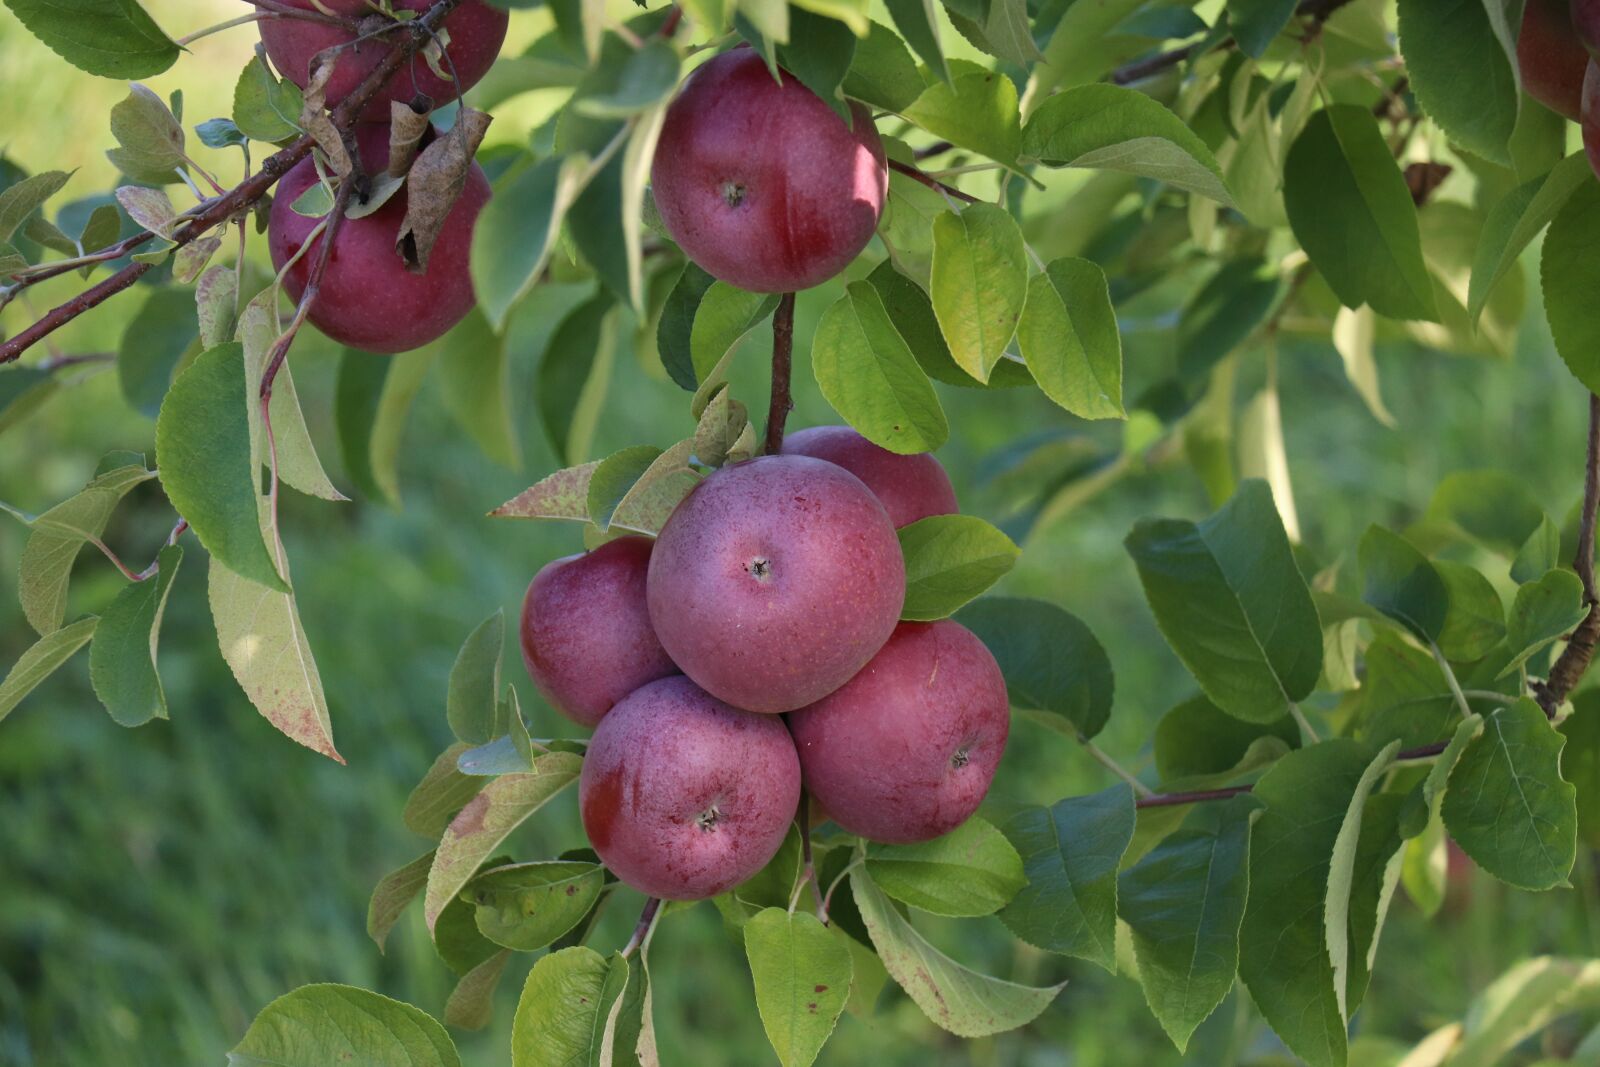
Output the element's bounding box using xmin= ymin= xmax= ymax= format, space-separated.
xmin=0 ymin=0 xmax=465 ymax=365
xmin=886 ymin=158 xmax=979 ymax=204
xmin=764 ymin=293 xmax=796 ymax=455
xmin=1536 ymin=392 xmax=1600 ymax=713
xmin=1110 ymin=0 xmax=1355 ymax=86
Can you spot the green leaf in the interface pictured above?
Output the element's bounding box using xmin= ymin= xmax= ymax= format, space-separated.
xmin=228 ymin=984 xmax=459 ymax=1067
xmin=609 ymin=440 xmax=700 ymax=535
xmin=444 ymin=951 xmax=514 ymax=1032
xmin=790 ymin=0 xmax=869 ymax=37
xmin=957 ymin=596 xmax=1114 ymax=739
xmin=842 ymin=20 xmax=926 ymax=113
xmin=1176 ymin=259 xmax=1281 ymax=382
xmin=929 ymin=203 xmax=1028 ymax=383
xmin=883 ymin=0 xmax=948 ymax=80
xmin=1237 ymin=739 xmax=1378 ymax=1067
xmin=656 ymin=262 xmax=718 ymax=390
xmin=106 ymin=83 xmax=187 ymax=185
xmin=1401 ymin=818 xmax=1448 ymax=918
xmin=1324 ymin=741 xmax=1402 ymax=1020
xmin=587 ymin=445 xmax=663 ymax=528
xmin=897 ymin=514 xmax=1018 ymax=620
xmin=438 ymin=310 xmax=519 ymax=470
xmin=196 ymin=118 xmax=245 ymax=150
xmin=1512 ymin=514 xmax=1562 ymax=585
xmin=854 ymin=868 xmax=1065 ymax=1036
xmin=404 ymin=743 xmax=486 ymax=840
xmin=690 ymin=282 xmax=779 ymax=384
xmin=573 ymin=39 xmax=680 ymax=118
xmin=510 ymin=946 xmax=626 ymax=1067
xmin=236 ymin=291 xmax=344 ymax=502
xmin=946 ymin=0 xmax=1043 ymax=66
xmin=1284 ymin=106 xmax=1437 ymax=321
xmin=18 ymin=461 xmax=154 ymax=635
xmin=1499 ymin=568 xmax=1587 ymax=679
xmin=156 ymin=343 xmax=285 ymax=592
xmin=997 ymin=784 xmax=1136 ymax=970
xmin=902 ymin=67 xmax=1022 ymax=168
xmin=539 ymin=294 xmax=617 ymax=466
xmin=1447 ymin=957 xmax=1600 ymax=1067
xmin=772 ymin=8 xmax=857 ymax=119
xmin=744 ymin=908 xmax=853 ymax=1067
xmin=468 ymin=861 xmax=604 ymax=951
xmin=1435 ymin=560 xmax=1506 ymax=663
xmin=471 ymin=155 xmax=586 ymax=331
xmin=1396 ymin=0 xmax=1519 ymax=165
xmin=0 ymin=170 xmax=72 ymax=244
xmin=1355 ymin=631 xmax=1460 ymax=750
xmin=1152 ymin=695 xmax=1299 ymax=787
xmin=4 ymin=0 xmax=179 ymax=79
xmin=1125 ymin=480 xmax=1323 ymax=723
xmin=368 ymin=849 xmax=434 ymax=952
xmin=1560 ymin=692 xmax=1600 ymax=849
xmin=209 ymin=553 xmax=341 ymax=761
xmin=864 ymin=260 xmax=1034 ymax=389
xmin=1016 ymin=257 xmax=1124 ymax=419
xmin=0 ymin=367 xmax=58 ymax=437
xmin=336 ymin=347 xmax=435 ymax=506
xmin=233 ymin=52 xmax=303 ymax=143
xmin=1359 ymin=524 xmax=1447 ymax=642
xmin=1118 ymin=794 xmax=1261 ymax=1051
xmin=1443 ymin=698 xmax=1577 ymax=890
xmin=0 ymin=616 xmax=98 ymax=724
xmin=448 ymin=611 xmax=505 ymax=747
xmin=865 ymin=816 xmax=1026 ymax=916
xmin=87 ymin=544 xmax=181 ymax=726
xmin=1226 ymin=0 xmax=1297 ymax=56
xmin=1541 ymin=181 xmax=1600 ymax=394
xmin=1470 ymin=153 xmax=1589 ymax=324
xmin=1428 ymin=469 xmax=1544 ymax=553
xmin=813 ymin=281 xmax=948 ymax=454
xmin=423 ymin=752 xmax=584 ymax=932
xmin=1021 ymin=84 xmax=1233 ymax=207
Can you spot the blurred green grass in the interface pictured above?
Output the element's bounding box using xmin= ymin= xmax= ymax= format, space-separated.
xmin=2 ymin=2 xmax=1598 ymax=1065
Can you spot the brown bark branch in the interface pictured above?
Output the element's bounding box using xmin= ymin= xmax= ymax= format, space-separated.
xmin=1535 ymin=392 xmax=1600 ymax=714
xmin=886 ymin=158 xmax=979 ymax=204
xmin=764 ymin=292 xmax=796 ymax=455
xmin=0 ymin=0 xmax=465 ymax=366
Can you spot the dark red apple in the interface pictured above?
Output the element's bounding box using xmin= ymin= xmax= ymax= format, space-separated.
xmin=647 ymin=455 xmax=905 ymax=714
xmin=520 ymin=536 xmax=679 ymax=729
xmin=782 ymin=425 xmax=959 ymax=528
xmin=267 ymin=123 xmax=488 ymax=353
xmin=579 ymin=676 xmax=802 ymax=900
xmin=788 ymin=620 xmax=1010 ymax=844
xmin=650 ymin=47 xmax=888 ymax=293
xmin=259 ymin=0 xmax=508 ymax=122
xmin=1520 ymin=0 xmax=1587 ymax=119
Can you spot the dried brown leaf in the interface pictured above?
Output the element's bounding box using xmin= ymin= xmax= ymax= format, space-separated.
xmin=396 ymin=107 xmax=492 ymax=273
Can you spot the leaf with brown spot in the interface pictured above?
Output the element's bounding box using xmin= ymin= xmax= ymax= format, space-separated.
xmin=491 ymin=461 xmax=602 ymax=520
xmin=423 ymin=752 xmax=582 ymax=932
xmin=397 ymin=108 xmax=493 ymax=273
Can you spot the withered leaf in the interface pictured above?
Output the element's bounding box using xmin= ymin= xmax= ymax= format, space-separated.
xmin=396 ymin=107 xmax=492 ymax=273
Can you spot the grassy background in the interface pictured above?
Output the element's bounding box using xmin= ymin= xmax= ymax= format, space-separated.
xmin=1 ymin=1 xmax=1597 ymax=1064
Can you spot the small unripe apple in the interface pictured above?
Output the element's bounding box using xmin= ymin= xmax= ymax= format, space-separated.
xmin=1519 ymin=0 xmax=1587 ymax=119
xmin=579 ymin=676 xmax=802 ymax=900
xmin=258 ymin=0 xmax=508 ymax=122
xmin=647 ymin=455 xmax=905 ymax=714
xmin=788 ymin=620 xmax=1010 ymax=844
xmin=782 ymin=425 xmax=959 ymax=528
xmin=267 ymin=123 xmax=488 ymax=353
xmin=520 ymin=536 xmax=678 ymax=728
xmin=650 ymin=48 xmax=888 ymax=293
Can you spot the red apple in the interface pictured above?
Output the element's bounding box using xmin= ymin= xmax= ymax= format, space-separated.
xmin=1520 ymin=0 xmax=1587 ymax=120
xmin=647 ymin=455 xmax=904 ymax=714
xmin=259 ymin=0 xmax=508 ymax=122
xmin=782 ymin=425 xmax=959 ymax=528
xmin=788 ymin=620 xmax=1010 ymax=844
xmin=267 ymin=123 xmax=488 ymax=353
xmin=579 ymin=676 xmax=802 ymax=900
xmin=650 ymin=47 xmax=888 ymax=292
xmin=520 ymin=536 xmax=679 ymax=729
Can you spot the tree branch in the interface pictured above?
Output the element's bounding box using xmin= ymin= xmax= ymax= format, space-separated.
xmin=0 ymin=0 xmax=466 ymax=366
xmin=1111 ymin=0 xmax=1356 ymax=86
xmin=886 ymin=158 xmax=979 ymax=204
xmin=764 ymin=292 xmax=796 ymax=455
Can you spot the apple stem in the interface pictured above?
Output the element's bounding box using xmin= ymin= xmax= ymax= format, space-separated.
xmin=622 ymin=897 xmax=662 ymax=958
xmin=788 ymin=791 xmax=827 ymax=920
xmin=764 ymin=292 xmax=797 ymax=455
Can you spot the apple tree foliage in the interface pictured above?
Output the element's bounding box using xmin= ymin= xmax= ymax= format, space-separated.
xmin=0 ymin=0 xmax=1597 ymax=1064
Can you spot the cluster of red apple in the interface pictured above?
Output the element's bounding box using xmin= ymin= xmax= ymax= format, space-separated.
xmin=1521 ymin=0 xmax=1600 ymax=175
xmin=257 ymin=0 xmax=506 ymax=353
xmin=522 ymin=428 xmax=1011 ymax=901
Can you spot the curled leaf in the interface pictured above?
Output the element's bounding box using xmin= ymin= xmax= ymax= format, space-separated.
xmin=397 ymin=108 xmax=493 ymax=272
